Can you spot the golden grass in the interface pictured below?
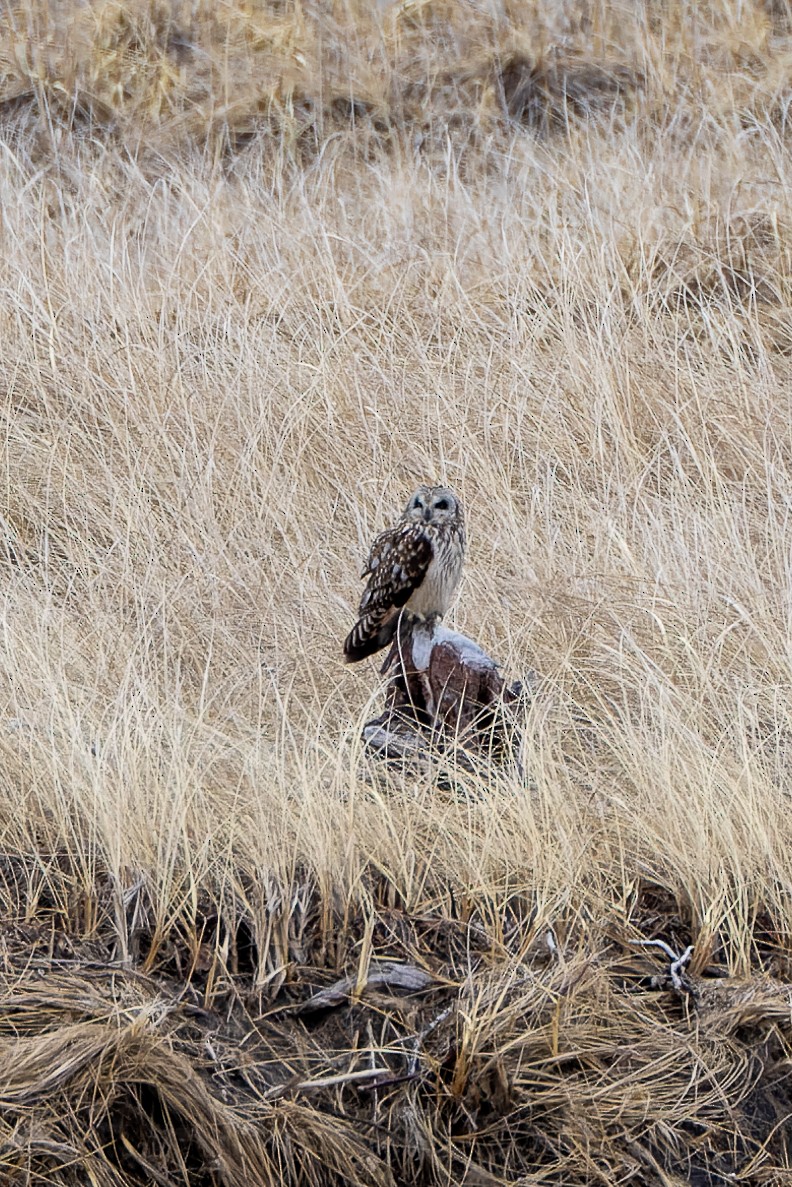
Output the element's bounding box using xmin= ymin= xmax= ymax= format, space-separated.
xmin=1 ymin=0 xmax=792 ymax=1182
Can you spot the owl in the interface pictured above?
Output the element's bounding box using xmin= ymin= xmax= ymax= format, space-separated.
xmin=343 ymin=485 xmax=466 ymax=663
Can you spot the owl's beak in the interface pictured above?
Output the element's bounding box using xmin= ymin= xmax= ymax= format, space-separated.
xmin=423 ymin=507 xmax=432 ymax=522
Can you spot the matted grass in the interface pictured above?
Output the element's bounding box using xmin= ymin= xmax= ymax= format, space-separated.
xmin=1 ymin=1 xmax=792 ymax=1183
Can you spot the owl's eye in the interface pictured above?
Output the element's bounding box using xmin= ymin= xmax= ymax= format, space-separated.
xmin=413 ymin=499 xmax=423 ymax=510
xmin=435 ymin=498 xmax=450 ymax=511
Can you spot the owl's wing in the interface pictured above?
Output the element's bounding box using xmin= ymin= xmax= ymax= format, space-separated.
xmin=343 ymin=524 xmax=432 ymax=663
xmin=360 ymin=524 xmax=432 ymax=613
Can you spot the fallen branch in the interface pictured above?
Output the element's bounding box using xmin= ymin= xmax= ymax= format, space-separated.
xmin=267 ymin=961 xmax=436 ymax=1017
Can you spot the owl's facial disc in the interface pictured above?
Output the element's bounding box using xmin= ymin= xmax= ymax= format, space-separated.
xmin=404 ymin=485 xmax=458 ymax=525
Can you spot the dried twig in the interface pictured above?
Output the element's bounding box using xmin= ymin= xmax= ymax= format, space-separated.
xmin=630 ymin=938 xmax=694 ymax=991
xmin=406 ymin=1004 xmax=454 ymax=1077
xmin=265 ymin=1065 xmax=392 ymax=1099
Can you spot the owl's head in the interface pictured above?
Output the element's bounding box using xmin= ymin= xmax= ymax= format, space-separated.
xmin=402 ymin=484 xmax=462 ymax=526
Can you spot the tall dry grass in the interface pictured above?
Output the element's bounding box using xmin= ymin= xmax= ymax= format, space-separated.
xmin=1 ymin=1 xmax=792 ymax=1183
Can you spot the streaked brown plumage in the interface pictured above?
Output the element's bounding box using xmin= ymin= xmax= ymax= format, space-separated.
xmin=343 ymin=485 xmax=465 ymax=663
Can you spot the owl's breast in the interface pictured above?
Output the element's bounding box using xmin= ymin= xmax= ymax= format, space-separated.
xmin=405 ymin=533 xmax=463 ymax=618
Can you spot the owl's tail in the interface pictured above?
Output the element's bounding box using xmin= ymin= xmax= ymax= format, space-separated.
xmin=343 ymin=609 xmax=399 ymax=663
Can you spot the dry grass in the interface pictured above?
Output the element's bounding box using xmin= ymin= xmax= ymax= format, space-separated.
xmin=1 ymin=0 xmax=792 ymax=1183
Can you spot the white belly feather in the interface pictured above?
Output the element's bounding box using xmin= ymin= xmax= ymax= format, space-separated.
xmin=405 ymin=546 xmax=463 ymax=618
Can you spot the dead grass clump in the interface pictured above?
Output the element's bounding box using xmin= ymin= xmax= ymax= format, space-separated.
xmin=0 ymin=0 xmax=200 ymax=136
xmin=0 ymin=0 xmax=678 ymax=157
xmin=0 ymin=931 xmax=392 ymax=1186
xmin=1 ymin=874 xmax=791 ymax=1186
xmin=4 ymin=0 xmax=791 ymax=162
xmin=0 ymin=0 xmax=386 ymax=153
xmin=646 ymin=212 xmax=792 ymax=315
xmin=494 ymin=52 xmax=642 ymax=133
xmin=623 ymin=209 xmax=792 ymax=361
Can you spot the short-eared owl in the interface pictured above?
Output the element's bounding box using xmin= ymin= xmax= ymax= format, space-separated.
xmin=343 ymin=485 xmax=465 ymax=663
